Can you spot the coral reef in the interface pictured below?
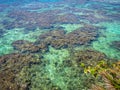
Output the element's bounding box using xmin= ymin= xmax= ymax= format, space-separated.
xmin=1 ymin=1 xmax=112 ymax=33
xmin=0 ymin=1 xmax=119 ymax=90
xmin=12 ymin=40 xmax=47 ymax=53
xmin=6 ymin=9 xmax=81 ymax=30
xmin=7 ymin=10 xmax=55 ymax=29
xmin=36 ymin=30 xmax=66 ymax=49
xmin=79 ymin=14 xmax=111 ymax=24
xmin=55 ymin=13 xmax=81 ymax=24
xmin=1 ymin=46 xmax=107 ymax=90
xmin=24 ymin=47 xmax=100 ymax=90
xmin=0 ymin=53 xmax=41 ymax=90
xmin=0 ymin=45 xmax=119 ymax=90
xmin=6 ymin=7 xmax=79 ymax=30
xmin=36 ymin=24 xmax=100 ymax=49
xmin=65 ymin=49 xmax=107 ymax=68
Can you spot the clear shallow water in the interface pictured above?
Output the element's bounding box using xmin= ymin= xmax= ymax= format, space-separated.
xmin=0 ymin=0 xmax=120 ymax=90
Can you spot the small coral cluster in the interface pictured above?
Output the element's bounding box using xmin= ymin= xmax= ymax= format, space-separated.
xmin=68 ymin=49 xmax=106 ymax=67
xmin=12 ymin=40 xmax=47 ymax=53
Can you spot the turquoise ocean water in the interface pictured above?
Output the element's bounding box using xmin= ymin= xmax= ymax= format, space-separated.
xmin=0 ymin=0 xmax=120 ymax=90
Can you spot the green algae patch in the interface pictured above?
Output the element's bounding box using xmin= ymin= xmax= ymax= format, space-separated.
xmin=92 ymin=21 xmax=120 ymax=59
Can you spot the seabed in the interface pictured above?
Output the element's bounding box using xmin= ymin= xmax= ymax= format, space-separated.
xmin=0 ymin=0 xmax=120 ymax=90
